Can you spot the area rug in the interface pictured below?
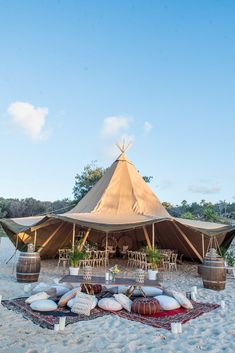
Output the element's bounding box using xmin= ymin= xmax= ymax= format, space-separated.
xmin=2 ymin=297 xmax=110 ymax=330
xmin=2 ymin=298 xmax=219 ymax=331
xmin=112 ymin=301 xmax=220 ymax=331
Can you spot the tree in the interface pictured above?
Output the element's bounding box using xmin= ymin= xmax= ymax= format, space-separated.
xmin=73 ymin=161 xmax=105 ymax=201
xmin=181 ymin=211 xmax=196 ymax=220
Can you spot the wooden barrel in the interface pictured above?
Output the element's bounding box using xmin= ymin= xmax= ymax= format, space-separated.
xmin=200 ymin=255 xmax=226 ymax=290
xmin=16 ymin=252 xmax=41 ymax=282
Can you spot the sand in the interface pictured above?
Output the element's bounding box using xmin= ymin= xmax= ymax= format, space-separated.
xmin=0 ymin=237 xmax=235 ymax=353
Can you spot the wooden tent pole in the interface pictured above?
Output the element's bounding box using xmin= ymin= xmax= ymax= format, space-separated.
xmin=105 ymin=231 xmax=108 ymax=274
xmin=173 ymin=222 xmax=203 ymax=262
xmin=79 ymin=228 xmax=91 ymax=251
xmin=143 ymin=226 xmax=152 ymax=249
xmin=34 ymin=230 xmax=37 ymax=250
xmin=201 ymin=233 xmax=205 ymax=257
xmin=38 ymin=223 xmax=64 ymax=253
xmin=72 ymin=223 xmax=76 ymax=250
xmin=152 ymin=223 xmax=155 ymax=249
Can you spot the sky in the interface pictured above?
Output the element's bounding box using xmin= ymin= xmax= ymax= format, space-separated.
xmin=0 ymin=0 xmax=235 ymax=205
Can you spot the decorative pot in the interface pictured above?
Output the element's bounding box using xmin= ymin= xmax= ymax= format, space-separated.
xmin=69 ymin=267 xmax=79 ymax=275
xmin=148 ymin=269 xmax=158 ymax=280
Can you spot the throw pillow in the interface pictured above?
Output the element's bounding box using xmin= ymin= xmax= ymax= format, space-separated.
xmin=58 ymin=287 xmax=81 ymax=307
xmin=30 ymin=299 xmax=58 ymax=312
xmin=71 ymin=292 xmax=94 ymax=316
xmin=154 ymin=295 xmax=181 ymax=310
xmin=113 ymin=294 xmax=132 ymax=312
xmin=171 ymin=290 xmax=193 ymax=310
xmin=25 ymin=292 xmax=49 ymax=304
xmin=98 ymin=298 xmax=123 ymax=312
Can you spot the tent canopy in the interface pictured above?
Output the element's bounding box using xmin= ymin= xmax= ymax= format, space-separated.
xmin=1 ymin=152 xmax=235 ymax=261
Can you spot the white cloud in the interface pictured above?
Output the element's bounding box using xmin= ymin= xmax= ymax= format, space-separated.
xmin=8 ymin=101 xmax=49 ymax=140
xmin=188 ymin=185 xmax=220 ymax=195
xmin=101 ymin=116 xmax=131 ymax=137
xmin=144 ymin=121 xmax=152 ymax=133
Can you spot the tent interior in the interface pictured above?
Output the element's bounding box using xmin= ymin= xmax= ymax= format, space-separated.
xmin=1 ymin=150 xmax=235 ymax=263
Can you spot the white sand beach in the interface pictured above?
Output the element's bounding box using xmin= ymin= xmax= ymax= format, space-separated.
xmin=0 ymin=237 xmax=235 ymax=353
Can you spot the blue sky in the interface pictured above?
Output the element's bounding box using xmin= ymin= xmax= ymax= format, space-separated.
xmin=0 ymin=0 xmax=235 ymax=205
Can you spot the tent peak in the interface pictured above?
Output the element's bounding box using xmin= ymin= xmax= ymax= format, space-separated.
xmin=115 ymin=139 xmax=132 ymax=154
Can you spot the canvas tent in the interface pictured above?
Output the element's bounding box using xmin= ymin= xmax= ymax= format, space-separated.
xmin=1 ymin=152 xmax=235 ymax=262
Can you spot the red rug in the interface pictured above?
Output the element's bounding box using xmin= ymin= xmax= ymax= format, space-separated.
xmin=2 ymin=298 xmax=219 ymax=331
xmin=112 ymin=301 xmax=220 ymax=330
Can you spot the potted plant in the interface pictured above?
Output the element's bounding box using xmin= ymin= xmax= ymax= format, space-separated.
xmin=69 ymin=248 xmax=87 ymax=275
xmin=145 ymin=246 xmax=161 ymax=280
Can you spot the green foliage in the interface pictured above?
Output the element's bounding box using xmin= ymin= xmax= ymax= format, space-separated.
xmin=145 ymin=246 xmax=162 ymax=269
xmin=73 ymin=161 xmax=105 ymax=201
xmin=220 ymin=247 xmax=235 ymax=267
xmin=69 ymin=247 xmax=87 ymax=267
xmin=202 ymin=203 xmax=219 ymax=222
xmin=181 ymin=211 xmax=196 ymax=220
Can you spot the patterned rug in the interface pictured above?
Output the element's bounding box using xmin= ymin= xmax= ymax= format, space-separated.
xmin=112 ymin=301 xmax=220 ymax=331
xmin=2 ymin=297 xmax=219 ymax=331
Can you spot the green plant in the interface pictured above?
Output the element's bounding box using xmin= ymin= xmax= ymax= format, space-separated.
xmin=69 ymin=248 xmax=87 ymax=267
xmin=220 ymin=247 xmax=235 ymax=267
xmin=145 ymin=246 xmax=162 ymax=270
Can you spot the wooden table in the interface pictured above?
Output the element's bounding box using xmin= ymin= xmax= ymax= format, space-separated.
xmin=59 ymin=275 xmax=162 ymax=297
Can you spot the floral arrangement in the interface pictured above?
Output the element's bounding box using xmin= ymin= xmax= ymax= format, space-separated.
xmin=109 ymin=264 xmax=120 ymax=275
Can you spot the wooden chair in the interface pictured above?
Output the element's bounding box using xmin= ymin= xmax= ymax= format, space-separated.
xmin=57 ymin=249 xmax=70 ymax=268
xmin=169 ymin=253 xmax=178 ymax=271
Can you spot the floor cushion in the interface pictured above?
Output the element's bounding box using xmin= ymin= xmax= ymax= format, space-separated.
xmin=155 ymin=295 xmax=181 ymax=310
xmin=81 ymin=284 xmax=102 ymax=295
xmin=30 ymin=299 xmax=58 ymax=312
xmin=67 ymin=295 xmax=98 ymax=310
xmin=131 ymin=298 xmax=160 ymax=315
xmin=51 ymin=285 xmax=70 ymax=297
xmin=171 ymin=290 xmax=193 ymax=309
xmin=113 ymin=294 xmax=132 ymax=312
xmin=25 ymin=292 xmax=49 ymax=304
xmin=71 ymin=292 xmax=94 ymax=316
xmin=58 ymin=287 xmax=81 ymax=307
xmin=98 ymin=298 xmax=123 ymax=311
xmin=134 ymin=287 xmax=163 ymax=297
xmin=31 ymin=282 xmax=51 ymax=295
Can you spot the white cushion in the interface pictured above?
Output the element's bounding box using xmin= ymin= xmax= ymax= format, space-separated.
xmin=58 ymin=287 xmax=81 ymax=307
xmin=26 ymin=292 xmax=49 ymax=304
xmin=113 ymin=294 xmax=132 ymax=312
xmin=30 ymin=299 xmax=58 ymax=312
xmin=155 ymin=295 xmax=181 ymax=310
xmin=172 ymin=290 xmax=193 ymax=310
xmin=51 ymin=285 xmax=70 ymax=296
xmin=98 ymin=298 xmax=123 ymax=312
xmin=118 ymin=286 xmax=128 ymax=294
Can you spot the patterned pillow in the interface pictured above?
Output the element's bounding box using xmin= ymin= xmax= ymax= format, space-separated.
xmin=81 ymin=284 xmax=102 ymax=295
xmin=113 ymin=294 xmax=132 ymax=312
xmin=58 ymin=287 xmax=81 ymax=307
xmin=171 ymin=290 xmax=193 ymax=309
xmin=71 ymin=292 xmax=94 ymax=316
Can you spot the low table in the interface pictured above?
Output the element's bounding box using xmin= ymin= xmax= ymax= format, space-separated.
xmin=59 ymin=275 xmax=162 ymax=297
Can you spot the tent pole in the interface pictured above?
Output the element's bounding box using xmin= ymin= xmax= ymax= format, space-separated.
xmin=38 ymin=223 xmax=64 ymax=253
xmin=72 ymin=223 xmax=75 ymax=250
xmin=79 ymin=228 xmax=91 ymax=251
xmin=105 ymin=231 xmax=108 ymax=274
xmin=152 ymin=223 xmax=155 ymax=249
xmin=143 ymin=226 xmax=152 ymax=249
xmin=173 ymin=221 xmax=203 ymax=262
xmin=34 ymin=230 xmax=37 ymax=250
xmin=201 ymin=233 xmax=205 ymax=257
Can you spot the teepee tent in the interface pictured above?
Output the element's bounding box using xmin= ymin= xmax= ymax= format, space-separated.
xmin=1 ymin=149 xmax=235 ymax=261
